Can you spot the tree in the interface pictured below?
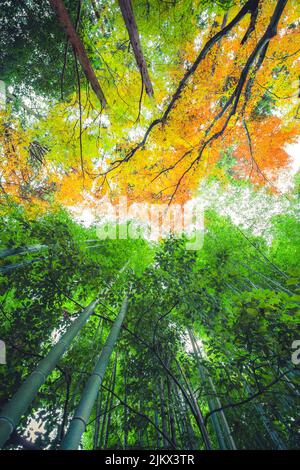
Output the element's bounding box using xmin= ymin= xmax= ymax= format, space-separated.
xmin=0 ymin=0 xmax=299 ymax=452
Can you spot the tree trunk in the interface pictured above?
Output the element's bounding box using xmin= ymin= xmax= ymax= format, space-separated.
xmin=118 ymin=0 xmax=153 ymax=96
xmin=176 ymin=359 xmax=212 ymax=450
xmin=173 ymin=386 xmax=191 ymax=449
xmin=104 ymin=353 xmax=118 ymax=448
xmin=90 ymin=0 xmax=100 ymax=20
xmin=188 ymin=328 xmax=237 ymax=450
xmin=167 ymin=378 xmax=177 ymax=448
xmin=0 ymin=299 xmax=98 ymax=449
xmin=60 ymin=296 xmax=128 ymax=449
xmin=160 ymin=377 xmax=169 ymax=449
xmin=93 ymin=319 xmax=105 ymax=449
xmin=93 ymin=389 xmax=102 ymax=449
xmin=99 ymin=379 xmax=110 ymax=448
xmin=180 ymin=388 xmax=196 ymax=449
xmin=123 ymin=361 xmax=128 ymax=449
xmin=0 ymin=258 xmax=45 ymax=274
xmin=245 ymin=383 xmax=286 ymax=450
xmin=49 ymin=0 xmax=106 ymax=107
xmin=0 ymin=80 xmax=6 ymax=109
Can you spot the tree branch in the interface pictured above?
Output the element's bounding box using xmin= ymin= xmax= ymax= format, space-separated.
xmin=204 ymin=370 xmax=288 ymax=426
xmin=49 ymin=0 xmax=107 ymax=107
xmin=106 ymin=0 xmax=260 ymax=172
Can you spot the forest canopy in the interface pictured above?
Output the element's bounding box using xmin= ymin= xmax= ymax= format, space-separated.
xmin=0 ymin=0 xmax=299 ymax=452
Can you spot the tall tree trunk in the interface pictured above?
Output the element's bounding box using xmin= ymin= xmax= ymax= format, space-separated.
xmin=153 ymin=388 xmax=161 ymax=449
xmin=188 ymin=328 xmax=237 ymax=450
xmin=93 ymin=388 xmax=102 ymax=449
xmin=245 ymin=383 xmax=286 ymax=450
xmin=90 ymin=0 xmax=100 ymax=20
xmin=188 ymin=328 xmax=225 ymax=449
xmin=99 ymin=378 xmax=111 ymax=448
xmin=180 ymin=388 xmax=196 ymax=450
xmin=123 ymin=360 xmax=128 ymax=449
xmin=60 ymin=296 xmax=128 ymax=449
xmin=0 ymin=258 xmax=45 ymax=274
xmin=0 ymin=299 xmax=98 ymax=449
xmin=167 ymin=378 xmax=177 ymax=448
xmin=160 ymin=377 xmax=169 ymax=449
xmin=154 ymin=406 xmax=161 ymax=449
xmin=93 ymin=319 xmax=105 ymax=449
xmin=211 ymin=12 xmax=228 ymax=75
xmin=104 ymin=353 xmax=118 ymax=448
xmin=49 ymin=0 xmax=107 ymax=107
xmin=0 ymin=80 xmax=6 ymax=109
xmin=176 ymin=359 xmax=212 ymax=450
xmin=0 ymin=244 xmax=48 ymax=259
xmin=173 ymin=405 xmax=184 ymax=449
xmin=138 ymin=398 xmax=144 ymax=448
xmin=69 ymin=317 xmax=104 ymax=410
xmin=173 ymin=386 xmax=191 ymax=449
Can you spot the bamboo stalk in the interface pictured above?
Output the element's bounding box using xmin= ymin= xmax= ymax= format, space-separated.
xmin=0 ymin=299 xmax=98 ymax=449
xmin=60 ymin=296 xmax=128 ymax=449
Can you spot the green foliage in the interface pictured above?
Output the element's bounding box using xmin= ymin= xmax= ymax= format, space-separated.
xmin=0 ymin=0 xmax=299 ymax=453
xmin=0 ymin=204 xmax=299 ymax=450
xmin=0 ymin=0 xmax=78 ymax=100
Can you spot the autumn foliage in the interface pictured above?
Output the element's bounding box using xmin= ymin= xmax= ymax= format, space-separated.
xmin=1 ymin=0 xmax=299 ymax=210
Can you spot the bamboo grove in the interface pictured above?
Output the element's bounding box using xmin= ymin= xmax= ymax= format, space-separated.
xmin=0 ymin=0 xmax=300 ymax=451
